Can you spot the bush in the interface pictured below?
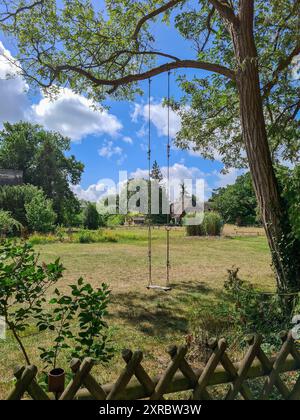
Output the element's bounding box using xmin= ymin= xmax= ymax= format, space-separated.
xmin=223 ymin=267 xmax=296 ymax=349
xmin=0 ymin=184 xmax=57 ymax=232
xmin=75 ymin=229 xmax=118 ymax=244
xmin=25 ymin=194 xmax=56 ymax=233
xmin=203 ymin=212 xmax=224 ymax=236
xmin=77 ymin=231 xmax=95 ymax=244
xmin=185 ymin=212 xmax=224 ymax=237
xmin=0 ymin=240 xmax=114 ymax=368
xmin=83 ymin=203 xmax=100 ymax=230
xmin=106 ymin=214 xmax=126 ymax=226
xmin=0 ymin=210 xmax=22 ymax=236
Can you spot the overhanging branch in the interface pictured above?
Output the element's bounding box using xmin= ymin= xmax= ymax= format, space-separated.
xmin=52 ymin=59 xmax=235 ymax=93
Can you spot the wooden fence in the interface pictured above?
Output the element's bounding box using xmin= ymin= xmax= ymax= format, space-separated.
xmin=6 ymin=331 xmax=300 ymax=400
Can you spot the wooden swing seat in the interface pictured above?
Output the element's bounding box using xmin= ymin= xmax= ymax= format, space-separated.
xmin=147 ymin=285 xmax=172 ymax=292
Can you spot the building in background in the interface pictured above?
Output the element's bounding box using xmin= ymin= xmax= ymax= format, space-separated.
xmin=0 ymin=170 xmax=23 ymax=186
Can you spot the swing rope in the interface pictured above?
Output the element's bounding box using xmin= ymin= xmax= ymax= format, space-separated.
xmin=148 ymin=78 xmax=152 ymax=287
xmin=166 ymin=71 xmax=171 ymax=287
xmin=147 ymin=73 xmax=172 ymax=291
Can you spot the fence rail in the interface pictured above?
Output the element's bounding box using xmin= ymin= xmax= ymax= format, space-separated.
xmin=6 ymin=331 xmax=300 ymax=400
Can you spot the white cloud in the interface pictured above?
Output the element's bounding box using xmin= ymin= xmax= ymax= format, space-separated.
xmin=122 ymin=136 xmax=133 ymax=144
xmin=98 ymin=140 xmax=123 ymax=158
xmin=132 ymin=100 xmax=181 ymax=138
xmin=0 ymin=41 xmax=29 ymax=125
xmin=0 ymin=42 xmax=123 ymax=141
xmin=32 ymin=88 xmax=122 ymax=141
xmin=213 ymin=168 xmax=243 ymax=189
xmin=71 ymin=181 xmax=114 ymax=202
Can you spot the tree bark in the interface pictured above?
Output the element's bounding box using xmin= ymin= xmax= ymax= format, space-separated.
xmin=229 ymin=11 xmax=300 ymax=294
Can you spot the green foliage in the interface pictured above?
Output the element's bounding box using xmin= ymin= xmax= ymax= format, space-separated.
xmin=202 ymin=212 xmax=224 ymax=236
xmin=0 ymin=184 xmax=48 ymax=227
xmin=38 ymin=279 xmax=113 ymax=369
xmin=75 ymin=230 xmax=118 ymax=244
xmin=0 ymin=240 xmax=113 ymax=368
xmin=0 ymin=122 xmax=84 ymax=225
xmin=224 ymin=267 xmax=297 ymax=348
xmin=278 ymin=165 xmax=300 ymax=240
xmin=0 ymin=210 xmax=22 ymax=236
xmin=106 ymin=214 xmax=126 ymax=227
xmin=0 ymin=2 xmax=298 ymax=168
xmin=185 ymin=212 xmax=223 ymax=236
xmin=25 ymin=194 xmax=56 ymax=233
xmin=210 ymin=173 xmax=259 ymax=226
xmin=150 ymin=160 xmax=163 ymax=183
xmin=83 ymin=203 xmax=100 ymax=230
xmin=0 ymin=240 xmax=64 ymax=364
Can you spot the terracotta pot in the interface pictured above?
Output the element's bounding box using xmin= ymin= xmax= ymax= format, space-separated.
xmin=48 ymin=368 xmax=65 ymax=394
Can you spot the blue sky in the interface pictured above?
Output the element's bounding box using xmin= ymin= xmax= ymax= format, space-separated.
xmin=0 ymin=2 xmax=243 ymax=202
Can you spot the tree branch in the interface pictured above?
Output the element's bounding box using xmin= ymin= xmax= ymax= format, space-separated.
xmin=133 ymin=0 xmax=184 ymax=39
xmin=51 ymin=59 xmax=235 ymax=93
xmin=208 ymin=0 xmax=239 ymax=27
xmin=0 ymin=1 xmax=44 ymax=23
xmin=263 ymin=44 xmax=300 ymax=98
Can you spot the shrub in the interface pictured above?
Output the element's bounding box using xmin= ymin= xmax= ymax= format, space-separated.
xmin=106 ymin=214 xmax=126 ymax=226
xmin=224 ymin=267 xmax=296 ymax=349
xmin=0 ymin=210 xmax=22 ymax=236
xmin=0 ymin=184 xmax=57 ymax=233
xmin=83 ymin=203 xmax=100 ymax=230
xmin=75 ymin=229 xmax=118 ymax=244
xmin=77 ymin=231 xmax=95 ymax=244
xmin=28 ymin=234 xmax=58 ymax=245
xmin=185 ymin=212 xmax=224 ymax=237
xmin=0 ymin=240 xmax=114 ymax=368
xmin=203 ymin=212 xmax=224 ymax=236
xmin=25 ymin=194 xmax=56 ymax=233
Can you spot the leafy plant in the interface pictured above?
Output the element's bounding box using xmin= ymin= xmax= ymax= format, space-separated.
xmin=83 ymin=203 xmax=100 ymax=230
xmin=0 ymin=240 xmax=64 ymax=364
xmin=38 ymin=279 xmax=113 ymax=369
xmin=224 ymin=267 xmax=296 ymax=348
xmin=185 ymin=212 xmax=224 ymax=237
xmin=0 ymin=210 xmax=22 ymax=236
xmin=25 ymin=194 xmax=56 ymax=233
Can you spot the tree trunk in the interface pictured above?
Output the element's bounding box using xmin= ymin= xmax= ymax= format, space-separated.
xmin=229 ymin=15 xmax=300 ymax=295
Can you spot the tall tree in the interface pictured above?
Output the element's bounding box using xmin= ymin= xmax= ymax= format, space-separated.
xmin=0 ymin=122 xmax=84 ymax=224
xmin=151 ymin=160 xmax=164 ymax=183
xmin=0 ymin=1 xmax=299 ymax=293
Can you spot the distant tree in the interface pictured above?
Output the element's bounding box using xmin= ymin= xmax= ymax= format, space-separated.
xmin=151 ymin=161 xmax=163 ymax=183
xmin=210 ymin=173 xmax=258 ymax=226
xmin=83 ymin=203 xmax=100 ymax=230
xmin=0 ymin=122 xmax=84 ymax=224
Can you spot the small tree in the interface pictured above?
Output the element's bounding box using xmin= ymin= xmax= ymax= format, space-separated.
xmin=83 ymin=203 xmax=100 ymax=230
xmin=151 ymin=160 xmax=163 ymax=183
xmin=0 ymin=241 xmax=64 ymax=364
xmin=25 ymin=194 xmax=57 ymax=233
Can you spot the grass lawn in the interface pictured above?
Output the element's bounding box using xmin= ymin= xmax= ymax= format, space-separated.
xmin=0 ymin=225 xmax=273 ymax=398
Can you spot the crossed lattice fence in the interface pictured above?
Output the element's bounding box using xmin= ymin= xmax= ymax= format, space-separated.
xmin=6 ymin=331 xmax=300 ymax=400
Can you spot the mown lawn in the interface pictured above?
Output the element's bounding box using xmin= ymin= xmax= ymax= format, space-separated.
xmin=0 ymin=226 xmax=273 ymax=398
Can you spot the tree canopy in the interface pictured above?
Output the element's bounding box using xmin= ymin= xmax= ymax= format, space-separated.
xmin=0 ymin=0 xmax=298 ymax=169
xmin=0 ymin=122 xmax=84 ymax=224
